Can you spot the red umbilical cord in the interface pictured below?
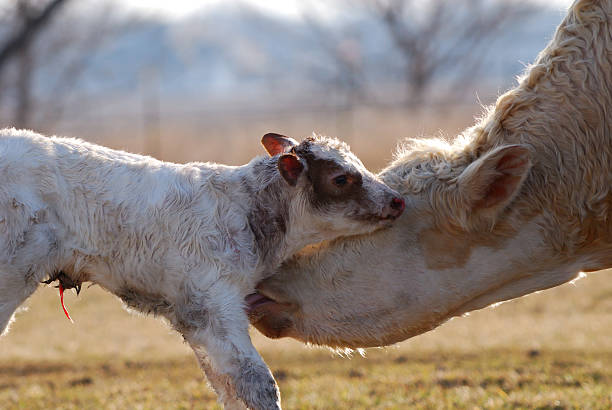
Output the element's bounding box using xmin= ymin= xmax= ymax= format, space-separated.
xmin=59 ymin=284 xmax=74 ymax=323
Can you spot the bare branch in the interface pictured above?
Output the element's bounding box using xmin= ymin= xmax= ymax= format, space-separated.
xmin=37 ymin=5 xmax=120 ymax=127
xmin=0 ymin=0 xmax=69 ymax=73
xmin=302 ymin=5 xmax=366 ymax=107
xmin=374 ymin=0 xmax=538 ymax=107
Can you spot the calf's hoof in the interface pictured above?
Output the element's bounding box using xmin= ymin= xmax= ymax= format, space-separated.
xmin=234 ymin=362 xmax=281 ymax=410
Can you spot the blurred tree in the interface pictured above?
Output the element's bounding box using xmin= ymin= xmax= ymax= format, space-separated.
xmin=0 ymin=0 xmax=67 ymax=71
xmin=0 ymin=0 xmax=69 ymax=128
xmin=301 ymin=2 xmax=370 ymax=139
xmin=304 ymin=15 xmax=366 ymax=109
xmin=0 ymin=0 xmax=122 ymax=130
xmin=374 ymin=0 xmax=537 ymax=107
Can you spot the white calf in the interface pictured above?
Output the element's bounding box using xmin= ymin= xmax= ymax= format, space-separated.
xmin=0 ymin=129 xmax=404 ymax=409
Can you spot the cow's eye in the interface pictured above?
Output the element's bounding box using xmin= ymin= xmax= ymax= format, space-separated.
xmin=333 ymin=175 xmax=348 ymax=186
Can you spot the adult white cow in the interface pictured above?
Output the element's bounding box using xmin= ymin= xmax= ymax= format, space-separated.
xmin=249 ymin=0 xmax=612 ymax=348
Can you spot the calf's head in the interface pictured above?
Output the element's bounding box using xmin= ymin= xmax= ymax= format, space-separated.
xmin=261 ymin=133 xmax=404 ymax=243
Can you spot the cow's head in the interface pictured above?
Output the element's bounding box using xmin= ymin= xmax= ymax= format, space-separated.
xmin=249 ymin=136 xmax=546 ymax=348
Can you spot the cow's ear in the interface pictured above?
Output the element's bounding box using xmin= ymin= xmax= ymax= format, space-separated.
xmin=262 ymin=133 xmax=299 ymax=156
xmin=278 ymin=154 xmax=304 ymax=186
xmin=458 ymin=144 xmax=531 ymax=214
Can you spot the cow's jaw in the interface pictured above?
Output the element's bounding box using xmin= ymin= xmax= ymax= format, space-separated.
xmin=251 ymin=213 xmax=592 ymax=348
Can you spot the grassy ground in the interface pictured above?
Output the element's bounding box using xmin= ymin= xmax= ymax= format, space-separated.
xmin=1 ymin=349 xmax=610 ymax=409
xmin=1 ymin=271 xmax=610 ymax=409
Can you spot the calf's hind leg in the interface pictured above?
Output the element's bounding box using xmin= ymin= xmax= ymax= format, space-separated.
xmin=177 ymin=281 xmax=280 ymax=410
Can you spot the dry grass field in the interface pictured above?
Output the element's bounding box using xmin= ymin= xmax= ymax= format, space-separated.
xmin=1 ymin=106 xmax=611 ymax=409
xmin=1 ymin=270 xmax=610 ymax=409
xmin=71 ymin=105 xmax=482 ymax=171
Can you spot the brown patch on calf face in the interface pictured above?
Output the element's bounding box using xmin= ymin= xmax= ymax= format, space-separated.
xmin=291 ymin=138 xmax=390 ymax=222
xmin=304 ymin=157 xmax=365 ymax=209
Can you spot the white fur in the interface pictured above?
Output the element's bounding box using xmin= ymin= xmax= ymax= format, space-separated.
xmin=0 ymin=128 xmax=399 ymax=410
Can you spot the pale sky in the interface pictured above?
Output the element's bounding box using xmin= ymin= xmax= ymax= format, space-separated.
xmin=112 ymin=0 xmax=308 ymax=19
xmin=114 ymin=0 xmax=576 ymax=20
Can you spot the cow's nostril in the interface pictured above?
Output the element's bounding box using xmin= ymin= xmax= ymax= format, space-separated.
xmin=390 ymin=197 xmax=405 ymax=212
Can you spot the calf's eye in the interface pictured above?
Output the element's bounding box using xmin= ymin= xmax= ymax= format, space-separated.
xmin=333 ymin=175 xmax=348 ymax=187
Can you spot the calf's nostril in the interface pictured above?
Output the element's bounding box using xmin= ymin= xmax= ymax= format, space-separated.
xmin=390 ymin=197 xmax=405 ymax=212
xmin=380 ymin=197 xmax=405 ymax=220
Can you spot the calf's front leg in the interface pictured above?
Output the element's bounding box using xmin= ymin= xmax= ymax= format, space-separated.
xmin=0 ymin=269 xmax=40 ymax=336
xmin=176 ymin=281 xmax=280 ymax=410
xmin=188 ymin=343 xmax=247 ymax=410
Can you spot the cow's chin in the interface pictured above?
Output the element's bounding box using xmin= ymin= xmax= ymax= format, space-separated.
xmin=247 ymin=293 xmax=296 ymax=339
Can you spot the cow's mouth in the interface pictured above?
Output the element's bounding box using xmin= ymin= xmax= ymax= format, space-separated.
xmin=246 ymin=291 xmax=297 ymax=339
xmin=246 ymin=292 xmax=277 ymax=314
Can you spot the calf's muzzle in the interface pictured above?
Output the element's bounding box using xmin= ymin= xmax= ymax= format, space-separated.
xmin=381 ymin=197 xmax=405 ymax=220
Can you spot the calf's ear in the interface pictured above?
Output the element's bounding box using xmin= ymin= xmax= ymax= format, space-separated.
xmin=278 ymin=154 xmax=304 ymax=186
xmin=262 ymin=133 xmax=299 ymax=156
xmin=457 ymin=144 xmax=531 ymax=214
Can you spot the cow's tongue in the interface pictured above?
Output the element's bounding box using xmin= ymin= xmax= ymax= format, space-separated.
xmin=245 ymin=293 xmax=276 ymax=312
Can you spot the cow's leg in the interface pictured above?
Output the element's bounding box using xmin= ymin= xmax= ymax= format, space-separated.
xmin=0 ymin=270 xmax=39 ymax=336
xmin=176 ymin=281 xmax=280 ymax=410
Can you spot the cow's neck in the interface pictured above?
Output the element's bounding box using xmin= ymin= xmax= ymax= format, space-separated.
xmin=439 ymin=126 xmax=612 ymax=311
xmin=456 ymin=0 xmax=612 ymax=270
xmin=436 ymin=216 xmax=590 ymax=318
